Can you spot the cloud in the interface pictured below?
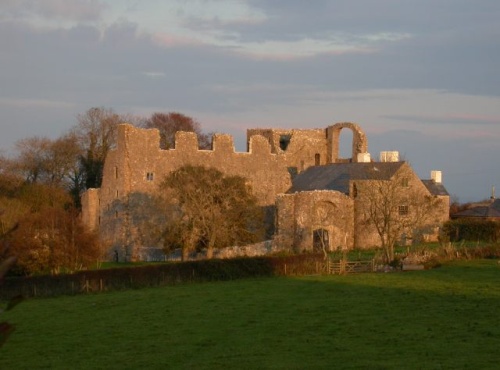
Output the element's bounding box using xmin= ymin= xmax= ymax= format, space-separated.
xmin=382 ymin=114 xmax=500 ymax=126
xmin=152 ymin=33 xmax=204 ymax=48
xmin=0 ymin=98 xmax=76 ymax=109
xmin=227 ymin=38 xmax=376 ymax=61
xmin=0 ymin=0 xmax=106 ymax=23
xmin=141 ymin=71 xmax=166 ymax=79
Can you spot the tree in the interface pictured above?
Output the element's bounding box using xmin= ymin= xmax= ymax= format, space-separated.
xmin=142 ymin=112 xmax=212 ymax=150
xmin=357 ymin=163 xmax=444 ymax=262
xmin=12 ymin=137 xmax=52 ymax=184
xmin=8 ymin=207 xmax=101 ymax=275
xmin=0 ymin=177 xmax=101 ymax=275
xmin=159 ymin=166 xmax=264 ymax=260
xmin=9 ymin=134 xmax=85 ymax=206
xmin=73 ymin=107 xmax=123 ymax=189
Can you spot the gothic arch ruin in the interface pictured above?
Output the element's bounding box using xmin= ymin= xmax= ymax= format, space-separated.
xmin=326 ymin=122 xmax=368 ymax=163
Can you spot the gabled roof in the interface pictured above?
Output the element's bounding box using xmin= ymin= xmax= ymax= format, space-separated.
xmin=421 ymin=180 xmax=449 ymax=196
xmin=288 ymin=162 xmax=405 ymax=194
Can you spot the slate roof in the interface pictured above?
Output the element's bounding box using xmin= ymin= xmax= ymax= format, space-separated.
xmin=453 ymin=199 xmax=500 ymax=219
xmin=421 ymin=180 xmax=449 ymax=196
xmin=288 ymin=162 xmax=405 ymax=194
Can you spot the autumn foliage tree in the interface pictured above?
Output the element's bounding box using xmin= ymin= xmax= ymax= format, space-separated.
xmin=159 ymin=166 xmax=264 ymax=260
xmin=0 ymin=177 xmax=101 ymax=276
xmin=8 ymin=207 xmax=101 ymax=275
xmin=142 ymin=112 xmax=212 ymax=150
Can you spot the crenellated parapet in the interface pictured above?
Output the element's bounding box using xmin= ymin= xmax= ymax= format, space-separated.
xmin=81 ymin=121 xmax=373 ymax=260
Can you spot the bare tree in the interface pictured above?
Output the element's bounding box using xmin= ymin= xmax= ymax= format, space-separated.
xmin=357 ymin=163 xmax=444 ymax=262
xmin=142 ymin=112 xmax=212 ymax=150
xmin=159 ymin=166 xmax=264 ymax=260
xmin=12 ymin=137 xmax=52 ymax=183
xmin=73 ymin=107 xmax=124 ymax=189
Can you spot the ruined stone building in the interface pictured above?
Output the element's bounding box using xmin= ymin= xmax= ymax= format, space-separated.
xmin=81 ymin=122 xmax=449 ymax=260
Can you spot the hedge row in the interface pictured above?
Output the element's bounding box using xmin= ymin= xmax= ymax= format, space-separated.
xmin=443 ymin=219 xmax=500 ymax=242
xmin=0 ymin=254 xmax=325 ymax=300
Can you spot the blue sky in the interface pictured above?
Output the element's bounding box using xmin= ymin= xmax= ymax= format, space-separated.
xmin=1 ymin=0 xmax=499 ymax=202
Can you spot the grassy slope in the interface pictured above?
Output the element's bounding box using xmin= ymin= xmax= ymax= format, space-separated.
xmin=1 ymin=260 xmax=500 ymax=369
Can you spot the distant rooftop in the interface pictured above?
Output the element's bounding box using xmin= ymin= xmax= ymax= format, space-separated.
xmin=453 ymin=199 xmax=500 ymax=219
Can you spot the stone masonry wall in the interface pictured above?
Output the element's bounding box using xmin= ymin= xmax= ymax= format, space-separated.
xmin=83 ymin=123 xmax=351 ymax=259
xmin=275 ymin=190 xmax=355 ymax=252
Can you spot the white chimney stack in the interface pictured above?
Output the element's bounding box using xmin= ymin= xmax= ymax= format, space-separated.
xmin=431 ymin=170 xmax=442 ymax=184
xmin=380 ymin=151 xmax=399 ymax=162
xmin=357 ymin=152 xmax=371 ymax=163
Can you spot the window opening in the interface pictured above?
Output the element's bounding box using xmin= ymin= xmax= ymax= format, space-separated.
xmin=146 ymin=172 xmax=154 ymax=181
xmin=338 ymin=129 xmax=353 ymax=159
xmin=279 ymin=135 xmax=291 ymax=151
xmin=313 ymin=229 xmax=329 ymax=252
xmin=401 ymin=177 xmax=409 ymax=187
xmin=315 ymin=153 xmax=320 ymax=166
xmin=352 ymin=183 xmax=358 ymax=198
xmin=398 ymin=205 xmax=409 ymax=216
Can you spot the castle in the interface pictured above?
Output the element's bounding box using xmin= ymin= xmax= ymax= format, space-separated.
xmin=81 ymin=122 xmax=449 ymax=261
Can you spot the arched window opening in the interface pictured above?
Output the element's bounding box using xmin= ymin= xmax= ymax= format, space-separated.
xmin=339 ymin=129 xmax=353 ymax=160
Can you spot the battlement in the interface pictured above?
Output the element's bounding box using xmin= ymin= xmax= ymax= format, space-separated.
xmin=83 ymin=121 xmax=372 ymax=258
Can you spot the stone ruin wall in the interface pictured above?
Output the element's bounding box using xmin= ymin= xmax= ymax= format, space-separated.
xmin=82 ymin=124 xmax=337 ymax=257
xmin=275 ymin=190 xmax=355 ymax=252
xmin=81 ymin=122 xmax=371 ymax=259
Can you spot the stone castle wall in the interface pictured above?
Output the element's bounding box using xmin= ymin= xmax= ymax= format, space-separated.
xmin=82 ymin=123 xmax=365 ymax=259
xmin=276 ymin=190 xmax=355 ymax=252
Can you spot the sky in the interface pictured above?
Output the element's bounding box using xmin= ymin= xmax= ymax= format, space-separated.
xmin=1 ymin=0 xmax=499 ymax=203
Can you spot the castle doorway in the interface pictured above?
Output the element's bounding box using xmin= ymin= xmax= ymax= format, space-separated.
xmin=313 ymin=228 xmax=330 ymax=252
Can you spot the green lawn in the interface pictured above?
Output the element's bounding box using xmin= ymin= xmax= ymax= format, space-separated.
xmin=1 ymin=260 xmax=500 ymax=369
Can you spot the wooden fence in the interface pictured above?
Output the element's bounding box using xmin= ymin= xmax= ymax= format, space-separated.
xmin=326 ymin=259 xmax=375 ymax=274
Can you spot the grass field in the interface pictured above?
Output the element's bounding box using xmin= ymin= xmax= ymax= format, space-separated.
xmin=1 ymin=259 xmax=500 ymax=369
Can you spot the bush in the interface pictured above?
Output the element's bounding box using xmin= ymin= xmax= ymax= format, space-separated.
xmin=442 ymin=219 xmax=500 ymax=243
xmin=0 ymin=254 xmax=324 ymax=300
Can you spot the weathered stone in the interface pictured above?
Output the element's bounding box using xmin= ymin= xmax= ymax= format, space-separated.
xmin=81 ymin=122 xmax=449 ymax=261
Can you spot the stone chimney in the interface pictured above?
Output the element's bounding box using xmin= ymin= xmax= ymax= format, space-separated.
xmin=380 ymin=151 xmax=399 ymax=162
xmin=431 ymin=170 xmax=442 ymax=184
xmin=357 ymin=152 xmax=371 ymax=163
